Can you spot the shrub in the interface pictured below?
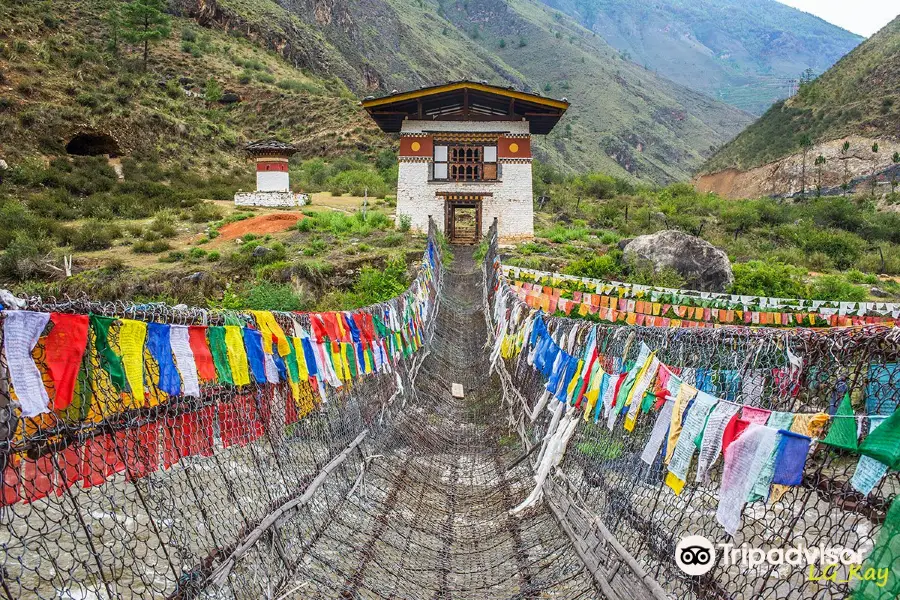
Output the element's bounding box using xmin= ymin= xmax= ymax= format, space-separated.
xmin=189 ymin=201 xmax=223 ymax=223
xmin=132 ymin=239 xmax=171 ymax=254
xmin=206 ymin=251 xmax=220 ymax=261
xmin=72 ymin=220 xmax=121 ymax=251
xmin=350 ymin=257 xmax=409 ymax=306
xmin=538 ymin=224 xmax=588 ymax=243
xmin=730 ymin=261 xmax=809 ymax=298
xmin=148 ymin=212 xmax=178 ymax=238
xmin=809 ymin=275 xmax=867 ymax=302
xmin=244 ymin=282 xmax=309 ymax=311
xmin=303 ymin=237 xmax=327 ymax=256
xmin=276 ymin=79 xmax=321 ymax=94
xmin=160 ymin=251 xmax=185 ymax=263
xmin=563 ymin=254 xmax=622 ymax=279
xmin=326 ymin=168 xmax=390 ymax=198
xmin=398 ymin=214 xmax=411 ymax=232
xmin=0 ymin=232 xmax=52 ymax=280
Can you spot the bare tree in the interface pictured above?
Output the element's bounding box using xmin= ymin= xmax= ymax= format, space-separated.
xmin=799 ymin=135 xmax=812 ymax=199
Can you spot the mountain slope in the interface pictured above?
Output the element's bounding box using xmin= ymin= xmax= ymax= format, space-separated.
xmin=536 ymin=0 xmax=863 ymax=115
xmin=702 ymin=14 xmax=900 ymax=174
xmin=174 ymin=0 xmax=753 ymax=183
xmin=0 ymin=0 xmax=386 ymax=171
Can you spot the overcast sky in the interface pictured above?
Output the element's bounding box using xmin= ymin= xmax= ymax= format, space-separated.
xmin=776 ymin=0 xmax=898 ymax=37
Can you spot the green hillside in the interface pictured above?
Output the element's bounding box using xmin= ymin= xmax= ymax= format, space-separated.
xmin=539 ymin=0 xmax=864 ymax=115
xmin=173 ymin=0 xmax=753 ymax=182
xmin=703 ymin=14 xmax=900 ymax=173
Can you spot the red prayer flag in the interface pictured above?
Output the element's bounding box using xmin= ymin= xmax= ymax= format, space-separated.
xmin=82 ymin=435 xmax=110 ymax=488
xmin=285 ymin=393 xmax=299 ymax=425
xmin=125 ymin=423 xmax=159 ymax=481
xmin=1 ymin=460 xmax=21 ymax=506
xmin=194 ymin=407 xmax=214 ymax=457
xmin=56 ymin=445 xmax=82 ymax=495
xmin=188 ymin=326 xmax=217 ymax=382
xmin=21 ymin=455 xmax=56 ymax=503
xmin=721 ymin=415 xmax=751 ymax=455
xmin=45 ymin=313 xmax=90 ymax=410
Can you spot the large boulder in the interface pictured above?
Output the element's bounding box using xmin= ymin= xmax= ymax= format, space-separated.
xmin=623 ymin=230 xmax=733 ymax=292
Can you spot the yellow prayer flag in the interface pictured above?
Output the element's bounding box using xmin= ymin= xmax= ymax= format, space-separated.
xmin=251 ymin=311 xmax=291 ymax=356
xmin=292 ymin=337 xmax=310 ymax=380
xmin=565 ymin=360 xmax=584 ymax=402
xmin=118 ymin=319 xmax=147 ymax=408
xmin=665 ymin=383 xmax=697 ymax=463
xmin=665 ymin=472 xmax=686 ymax=495
xmin=224 ymin=326 xmax=251 ymax=386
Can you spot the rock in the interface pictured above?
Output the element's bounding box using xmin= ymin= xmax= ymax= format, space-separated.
xmin=220 ymin=91 xmax=241 ymax=104
xmin=251 ymin=246 xmax=271 ymax=258
xmin=870 ymin=286 xmax=891 ymax=298
xmin=179 ymin=76 xmax=194 ymax=86
xmin=617 ymin=238 xmax=633 ymax=251
xmin=623 ymin=229 xmax=733 ymax=292
xmin=184 ymin=272 xmax=204 ymax=284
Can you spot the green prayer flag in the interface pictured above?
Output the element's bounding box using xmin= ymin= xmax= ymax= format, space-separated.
xmin=207 ymin=326 xmax=234 ymax=386
xmin=641 ymin=389 xmax=656 ymax=414
xmin=854 ymin=496 xmax=900 ymax=600
xmin=90 ymin=315 xmax=127 ymax=393
xmin=345 ymin=343 xmax=358 ymax=379
xmin=859 ymin=408 xmax=900 ymax=469
xmin=285 ymin=343 xmax=300 ymax=383
xmin=821 ymin=393 xmax=858 ymax=451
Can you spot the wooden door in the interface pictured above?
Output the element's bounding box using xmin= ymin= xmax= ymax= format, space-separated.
xmin=444 ymin=195 xmax=482 ymax=245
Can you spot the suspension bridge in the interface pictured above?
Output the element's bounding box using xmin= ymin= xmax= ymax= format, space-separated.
xmin=0 ymin=219 xmax=897 ymax=599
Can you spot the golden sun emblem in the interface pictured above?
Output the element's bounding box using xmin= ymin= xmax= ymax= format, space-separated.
xmin=411 ymin=141 xmax=421 ymax=152
xmin=509 ymin=142 xmax=519 ymax=153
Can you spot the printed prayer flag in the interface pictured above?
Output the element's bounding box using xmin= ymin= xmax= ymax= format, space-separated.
xmin=821 ymin=393 xmax=858 ymax=451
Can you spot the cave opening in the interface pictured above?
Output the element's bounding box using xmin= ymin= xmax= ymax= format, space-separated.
xmin=65 ymin=132 xmax=121 ymax=157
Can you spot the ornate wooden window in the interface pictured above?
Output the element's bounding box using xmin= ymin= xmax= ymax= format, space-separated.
xmin=432 ymin=144 xmax=498 ymax=181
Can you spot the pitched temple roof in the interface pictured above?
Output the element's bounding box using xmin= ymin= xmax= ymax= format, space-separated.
xmin=361 ymin=80 xmax=569 ymax=135
xmin=245 ymin=139 xmax=299 ymax=157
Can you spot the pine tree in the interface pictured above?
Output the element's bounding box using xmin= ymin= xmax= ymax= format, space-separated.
xmin=870 ymin=142 xmax=879 ymax=197
xmin=122 ymin=0 xmax=171 ymax=69
xmin=103 ymin=1 xmax=124 ymax=54
xmin=840 ymin=140 xmax=851 ymax=194
xmin=814 ymin=154 xmax=826 ymax=197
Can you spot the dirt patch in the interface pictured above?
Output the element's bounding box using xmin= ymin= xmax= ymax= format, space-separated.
xmin=218 ymin=213 xmax=305 ymax=240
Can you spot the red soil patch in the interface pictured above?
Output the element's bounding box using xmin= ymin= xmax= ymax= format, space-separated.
xmin=218 ymin=213 xmax=305 ymax=240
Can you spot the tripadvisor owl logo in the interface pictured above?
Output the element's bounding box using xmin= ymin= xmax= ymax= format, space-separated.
xmin=675 ymin=535 xmax=716 ymax=576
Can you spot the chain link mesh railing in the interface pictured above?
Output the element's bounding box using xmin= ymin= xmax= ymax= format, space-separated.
xmin=3 ymin=213 xmax=898 ymax=600
xmin=485 ymin=219 xmax=900 ymax=600
xmin=0 ymin=218 xmax=606 ymax=600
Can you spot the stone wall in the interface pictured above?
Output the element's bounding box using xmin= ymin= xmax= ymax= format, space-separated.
xmin=234 ymin=191 xmax=308 ymax=207
xmin=396 ymin=120 xmax=534 ymax=243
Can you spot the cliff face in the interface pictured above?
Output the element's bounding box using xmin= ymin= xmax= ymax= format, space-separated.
xmin=697 ymin=15 xmax=900 ymax=197
xmin=694 ymin=136 xmax=900 ymax=199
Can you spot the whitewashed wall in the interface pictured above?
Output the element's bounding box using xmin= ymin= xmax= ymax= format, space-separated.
xmin=396 ymin=121 xmax=534 ymax=242
xmin=257 ymin=171 xmax=290 ymax=192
